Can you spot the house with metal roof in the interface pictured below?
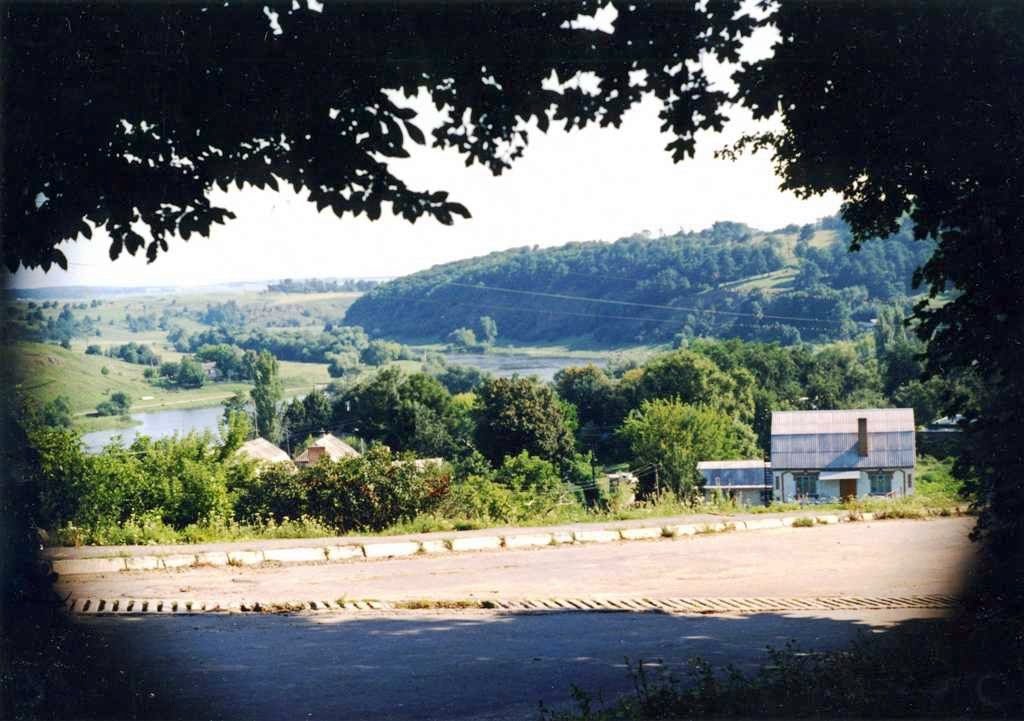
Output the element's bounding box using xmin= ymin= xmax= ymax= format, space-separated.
xmin=770 ymin=408 xmax=916 ymax=502
xmin=697 ymin=460 xmax=770 ymax=506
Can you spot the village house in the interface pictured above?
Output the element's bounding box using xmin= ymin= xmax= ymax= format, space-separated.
xmin=234 ymin=437 xmax=294 ymax=471
xmin=697 ymin=460 xmax=770 ymax=506
xmin=770 ymin=408 xmax=916 ymax=502
xmin=294 ymin=433 xmax=360 ymax=467
xmin=201 ymin=361 xmax=221 ymax=381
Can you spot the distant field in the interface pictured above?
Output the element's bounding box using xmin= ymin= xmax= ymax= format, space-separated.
xmin=723 ymin=267 xmax=799 ymax=294
xmin=13 ymin=342 xmax=333 ymax=432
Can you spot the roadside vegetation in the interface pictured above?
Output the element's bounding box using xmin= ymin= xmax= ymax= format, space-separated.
xmin=539 ymin=622 xmax=1019 ymax=720
xmin=14 ymin=297 xmax=974 ymax=546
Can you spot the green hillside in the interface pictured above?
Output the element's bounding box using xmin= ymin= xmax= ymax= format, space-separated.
xmin=345 ymin=216 xmax=934 ymax=346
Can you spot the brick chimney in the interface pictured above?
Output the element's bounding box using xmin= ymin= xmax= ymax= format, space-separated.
xmin=857 ymin=418 xmax=869 ymax=456
xmin=306 ymin=445 xmax=325 ymax=463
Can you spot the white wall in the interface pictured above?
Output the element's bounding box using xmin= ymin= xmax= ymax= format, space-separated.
xmin=774 ymin=468 xmax=914 ymax=501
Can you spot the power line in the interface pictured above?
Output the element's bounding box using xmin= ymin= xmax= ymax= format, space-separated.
xmin=442 ymin=281 xmax=847 ymax=326
xmin=407 ymin=293 xmax=844 ymax=333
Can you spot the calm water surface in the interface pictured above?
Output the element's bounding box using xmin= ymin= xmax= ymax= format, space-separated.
xmin=82 ymin=353 xmax=611 ymax=452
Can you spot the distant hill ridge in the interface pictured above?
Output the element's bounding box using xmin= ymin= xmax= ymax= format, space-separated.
xmin=344 ymin=215 xmax=933 ymax=346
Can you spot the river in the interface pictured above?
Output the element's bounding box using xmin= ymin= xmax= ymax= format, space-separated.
xmin=82 ymin=352 xmax=613 ymax=452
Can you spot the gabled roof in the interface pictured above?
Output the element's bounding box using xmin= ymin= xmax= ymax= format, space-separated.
xmin=770 ymin=408 xmax=915 ymax=470
xmin=771 ymin=408 xmax=914 ymax=435
xmin=235 ymin=437 xmax=292 ymax=464
xmin=294 ymin=433 xmax=360 ymax=464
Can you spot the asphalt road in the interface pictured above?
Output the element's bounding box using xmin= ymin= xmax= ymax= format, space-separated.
xmin=81 ymin=608 xmax=949 ymax=721
xmin=62 ymin=518 xmax=973 ymax=720
xmin=58 ymin=517 xmax=975 ymax=603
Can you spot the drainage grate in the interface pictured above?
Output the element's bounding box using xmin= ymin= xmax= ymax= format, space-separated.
xmin=66 ymin=594 xmax=957 ymax=616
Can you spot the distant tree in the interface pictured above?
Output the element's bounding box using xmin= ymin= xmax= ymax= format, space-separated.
xmin=618 ymin=399 xmax=759 ymax=499
xmin=434 ymin=365 xmax=489 ymax=394
xmin=637 ymin=349 xmax=755 ymax=424
xmin=95 ymin=392 xmax=131 ymax=417
xmin=176 ymin=356 xmax=206 ymax=389
xmin=474 ymin=377 xmax=576 ymax=472
xmin=447 ymin=327 xmax=479 ymax=353
xmin=85 ymin=344 xmax=102 ymax=355
xmin=251 ymin=351 xmax=283 ymax=442
xmin=327 ymin=350 xmax=361 ymax=379
xmin=219 ymin=410 xmax=254 ymax=460
xmin=553 ymin=364 xmax=620 ymax=428
xmin=478 ymin=316 xmax=498 ymax=346
xmin=359 ymin=340 xmax=403 ymax=366
xmin=41 ymin=396 xmax=73 ymax=428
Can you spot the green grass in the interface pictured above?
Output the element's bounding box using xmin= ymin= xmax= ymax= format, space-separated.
xmin=718 ymin=267 xmax=798 ymax=294
xmin=50 ymin=514 xmax=337 ymax=547
xmin=13 ymin=341 xmax=332 ymax=433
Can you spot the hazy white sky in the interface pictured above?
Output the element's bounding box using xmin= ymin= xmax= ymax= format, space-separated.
xmin=10 ymin=12 xmax=841 ymax=290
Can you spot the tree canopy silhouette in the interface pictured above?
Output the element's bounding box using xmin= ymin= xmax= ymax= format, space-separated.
xmin=1 ymin=0 xmax=752 ymax=271
xmin=729 ymin=0 xmax=1024 ymax=608
xmin=4 ymin=0 xmax=1023 ymax=608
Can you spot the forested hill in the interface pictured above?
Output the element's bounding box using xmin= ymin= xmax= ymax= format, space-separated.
xmin=345 ymin=216 xmax=934 ymax=346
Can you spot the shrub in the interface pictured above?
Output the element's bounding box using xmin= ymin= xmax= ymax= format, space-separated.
xmin=791 ymin=516 xmax=815 ymax=527
xmin=232 ymin=463 xmax=309 ymax=524
xmin=305 ymin=446 xmax=450 ymax=532
xmin=439 ymin=475 xmax=515 ymax=523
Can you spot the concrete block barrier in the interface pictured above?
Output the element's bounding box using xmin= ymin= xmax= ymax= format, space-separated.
xmin=124 ymin=556 xmax=162 ymax=571
xmin=574 ymin=529 xmax=619 ymax=543
xmin=227 ymin=550 xmax=264 ymax=566
xmin=362 ymin=541 xmax=420 ymax=559
xmin=418 ymin=540 xmax=449 ymax=554
xmin=449 ymin=536 xmax=502 ymax=553
xmin=664 ymin=524 xmax=697 ymax=537
xmin=619 ymin=526 xmax=663 ymax=541
xmin=503 ymin=533 xmax=554 ymax=549
xmin=699 ymin=522 xmax=729 ymax=533
xmin=50 ymin=508 xmax=931 ymax=576
xmin=194 ymin=551 xmax=230 ymax=567
xmin=52 ymin=557 xmax=127 ymax=575
xmin=263 ymin=547 xmax=326 ymax=564
xmin=162 ymin=554 xmax=197 ymax=569
xmin=741 ymin=518 xmax=784 ymax=531
xmin=326 ymin=545 xmax=364 ymax=561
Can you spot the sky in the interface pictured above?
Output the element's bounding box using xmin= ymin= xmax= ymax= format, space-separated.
xmin=9 ymin=9 xmax=840 ymax=290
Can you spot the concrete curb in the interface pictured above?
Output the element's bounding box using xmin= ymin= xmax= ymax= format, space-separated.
xmin=47 ymin=507 xmax=970 ymax=576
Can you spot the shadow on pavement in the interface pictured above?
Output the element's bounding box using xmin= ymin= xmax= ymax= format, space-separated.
xmin=71 ymin=608 xmax=952 ymax=721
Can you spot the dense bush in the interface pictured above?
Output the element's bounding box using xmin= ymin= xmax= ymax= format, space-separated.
xmin=28 ymin=427 xmax=460 ymax=542
xmin=305 ymin=446 xmax=450 ymax=532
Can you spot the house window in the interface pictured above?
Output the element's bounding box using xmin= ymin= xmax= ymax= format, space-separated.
xmin=795 ymin=472 xmax=818 ymax=497
xmin=869 ymin=471 xmax=892 ymax=495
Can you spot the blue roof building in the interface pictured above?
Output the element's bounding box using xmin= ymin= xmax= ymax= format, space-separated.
xmin=697 ymin=459 xmax=770 ymax=506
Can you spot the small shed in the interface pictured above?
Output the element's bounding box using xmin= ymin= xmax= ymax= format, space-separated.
xmin=697 ymin=460 xmax=770 ymax=506
xmin=294 ymin=433 xmax=361 ymax=466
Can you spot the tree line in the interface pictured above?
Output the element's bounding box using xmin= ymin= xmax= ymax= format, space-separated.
xmin=344 ymin=216 xmax=933 ymax=346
